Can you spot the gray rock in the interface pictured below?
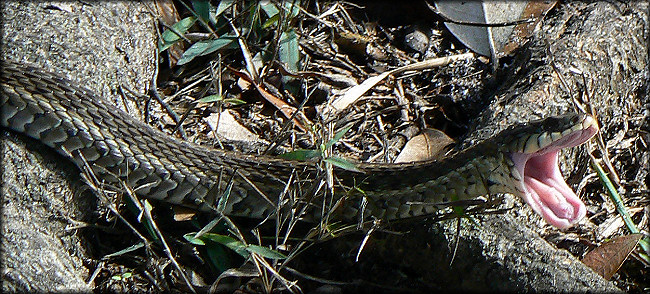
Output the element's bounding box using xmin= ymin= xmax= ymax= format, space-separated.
xmin=1 ymin=0 xmax=645 ymax=292
xmin=1 ymin=1 xmax=155 ymax=292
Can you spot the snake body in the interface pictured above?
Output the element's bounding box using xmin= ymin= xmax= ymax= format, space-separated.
xmin=1 ymin=61 xmax=598 ymax=228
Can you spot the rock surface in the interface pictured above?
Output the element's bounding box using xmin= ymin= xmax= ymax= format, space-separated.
xmin=1 ymin=1 xmax=155 ymax=292
xmin=2 ymin=0 xmax=646 ymax=292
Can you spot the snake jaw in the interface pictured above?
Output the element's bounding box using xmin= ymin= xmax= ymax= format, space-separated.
xmin=510 ymin=116 xmax=599 ymax=229
xmin=512 ymin=151 xmax=586 ymax=229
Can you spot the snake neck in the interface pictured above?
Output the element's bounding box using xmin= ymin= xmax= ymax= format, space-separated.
xmin=328 ymin=144 xmax=520 ymax=222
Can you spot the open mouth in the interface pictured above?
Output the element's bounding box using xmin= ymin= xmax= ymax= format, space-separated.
xmin=509 ymin=117 xmax=599 ymax=229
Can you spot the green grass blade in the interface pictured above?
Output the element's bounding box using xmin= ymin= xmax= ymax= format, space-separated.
xmin=159 ymin=16 xmax=197 ymax=52
xmin=324 ymin=157 xmax=361 ymax=172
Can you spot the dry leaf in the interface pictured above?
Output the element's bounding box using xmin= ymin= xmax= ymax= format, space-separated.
xmin=395 ymin=129 xmax=455 ymax=163
xmin=173 ymin=206 xmax=198 ymax=221
xmin=434 ymin=1 xmax=557 ymax=58
xmin=582 ymin=233 xmax=642 ymax=280
xmin=501 ymin=1 xmax=557 ymax=55
xmin=205 ymin=110 xmax=265 ymax=143
xmin=228 ymin=66 xmax=310 ymax=132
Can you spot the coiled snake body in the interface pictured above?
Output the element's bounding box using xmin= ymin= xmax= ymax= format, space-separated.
xmin=1 ymin=61 xmax=598 ymax=229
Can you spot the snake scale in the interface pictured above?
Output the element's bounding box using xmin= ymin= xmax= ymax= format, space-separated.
xmin=1 ymin=61 xmax=599 ymax=229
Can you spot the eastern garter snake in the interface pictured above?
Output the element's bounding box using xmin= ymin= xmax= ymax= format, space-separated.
xmin=1 ymin=61 xmax=599 ymax=229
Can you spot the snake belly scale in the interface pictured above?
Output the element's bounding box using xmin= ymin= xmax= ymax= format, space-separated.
xmin=0 ymin=61 xmax=599 ymax=228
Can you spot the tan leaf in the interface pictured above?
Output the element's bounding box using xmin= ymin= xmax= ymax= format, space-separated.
xmin=395 ymin=128 xmax=455 ymax=163
xmin=204 ymin=110 xmax=265 ymax=143
xmin=582 ymin=233 xmax=643 ymax=280
xmin=173 ymin=206 xmax=197 ymax=221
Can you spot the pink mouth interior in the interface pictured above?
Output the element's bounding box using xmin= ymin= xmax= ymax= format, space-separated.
xmin=510 ymin=127 xmax=597 ymax=229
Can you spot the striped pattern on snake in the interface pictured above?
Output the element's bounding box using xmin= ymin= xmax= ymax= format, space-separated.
xmin=0 ymin=61 xmax=598 ymax=229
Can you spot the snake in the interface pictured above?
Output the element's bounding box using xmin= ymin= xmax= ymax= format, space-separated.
xmin=0 ymin=61 xmax=599 ymax=229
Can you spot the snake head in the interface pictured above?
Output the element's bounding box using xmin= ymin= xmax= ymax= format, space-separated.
xmin=505 ymin=113 xmax=599 ymax=229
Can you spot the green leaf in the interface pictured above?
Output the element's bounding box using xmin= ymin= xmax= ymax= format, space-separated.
xmin=278 ymin=29 xmax=300 ymax=72
xmin=159 ymin=16 xmax=197 ymax=52
xmin=177 ymin=35 xmax=238 ymax=65
xmin=215 ymin=0 xmax=234 ymax=18
xmin=194 ymin=216 xmax=225 ymax=240
xmin=259 ymin=1 xmax=280 ymax=18
xmin=216 ymin=180 xmax=233 ymax=213
xmin=190 ymin=233 xmax=286 ymax=260
xmin=191 ymin=0 xmax=211 ymax=24
xmin=102 ymin=242 xmax=145 ymax=259
xmin=197 ymin=95 xmax=245 ymax=105
xmin=281 ymin=1 xmax=301 ymax=19
xmin=324 ymin=157 xmax=361 ymax=172
xmin=201 ymin=233 xmax=250 ymax=258
xmin=262 ymin=13 xmax=280 ymax=29
xmin=279 ymin=149 xmax=321 ymax=161
xmin=452 ymin=205 xmax=466 ymax=216
xmin=141 ymin=200 xmax=160 ymax=243
xmin=121 ymin=272 xmax=132 ymax=279
xmin=205 ymin=240 xmax=234 ymax=273
xmin=325 ymin=125 xmax=352 ymax=149
xmin=184 ymin=233 xmax=206 ymax=245
xmin=246 ymin=245 xmax=287 ymax=260
xmin=248 ymin=3 xmax=263 ymax=37
xmin=261 ymin=1 xmax=301 ymax=20
xmin=223 ymin=98 xmax=246 ymax=105
xmin=198 ymin=94 xmax=223 ymax=103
